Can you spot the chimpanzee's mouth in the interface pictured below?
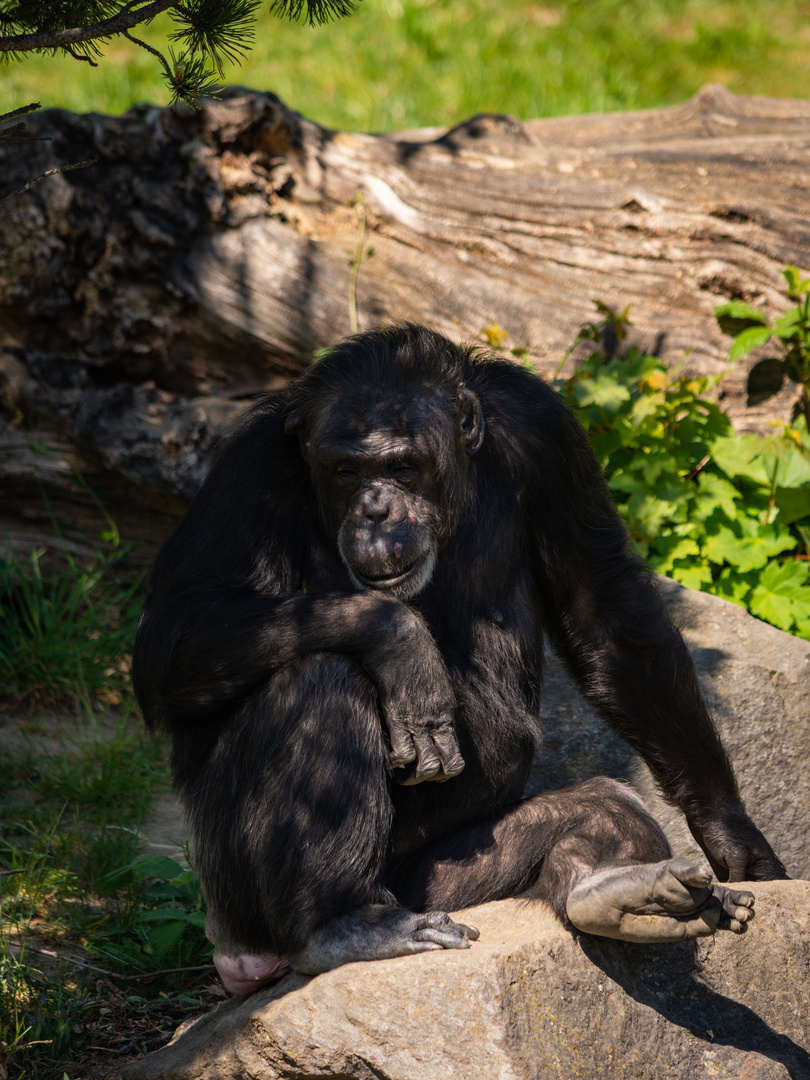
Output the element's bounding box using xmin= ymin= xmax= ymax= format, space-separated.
xmin=355 ymin=555 xmax=424 ymax=589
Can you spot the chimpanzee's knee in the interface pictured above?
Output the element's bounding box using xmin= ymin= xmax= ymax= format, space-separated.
xmin=519 ymin=777 xmax=671 ymax=922
xmin=572 ymin=777 xmax=671 ymax=864
xmin=187 ymin=654 xmax=394 ymax=953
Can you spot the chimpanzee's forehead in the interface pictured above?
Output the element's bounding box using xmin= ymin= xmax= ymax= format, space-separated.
xmin=312 ymin=384 xmax=450 ymax=445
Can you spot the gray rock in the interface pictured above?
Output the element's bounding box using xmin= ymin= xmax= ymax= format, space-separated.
xmin=530 ymin=577 xmax=810 ymax=880
xmin=121 ymin=883 xmax=809 ymax=1080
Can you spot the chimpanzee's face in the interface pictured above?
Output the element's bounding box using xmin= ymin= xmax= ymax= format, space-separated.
xmin=319 ymin=434 xmax=440 ymax=599
xmin=303 ymin=385 xmax=483 ymax=600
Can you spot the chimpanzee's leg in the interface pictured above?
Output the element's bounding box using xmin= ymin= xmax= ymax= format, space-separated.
xmin=185 ymin=654 xmax=476 ymax=994
xmin=387 ymin=777 xmax=755 ymax=943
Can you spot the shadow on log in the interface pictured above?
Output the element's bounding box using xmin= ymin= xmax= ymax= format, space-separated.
xmin=2 ymin=84 xmax=810 ymax=561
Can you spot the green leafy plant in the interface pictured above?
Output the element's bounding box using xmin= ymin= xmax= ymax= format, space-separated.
xmin=557 ymin=304 xmax=810 ymax=641
xmin=91 ymin=855 xmax=211 ymax=975
xmin=715 ymin=265 xmax=810 ymax=427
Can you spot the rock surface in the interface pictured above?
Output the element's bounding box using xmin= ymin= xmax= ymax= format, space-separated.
xmin=531 ymin=576 xmax=810 ymax=881
xmin=125 ymin=582 xmax=810 ymax=1080
xmin=121 ymin=884 xmax=809 ymax=1080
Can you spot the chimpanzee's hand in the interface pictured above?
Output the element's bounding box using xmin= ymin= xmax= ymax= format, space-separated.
xmin=361 ymin=600 xmax=464 ymax=785
xmin=688 ymin=801 xmax=789 ymax=882
xmin=386 ymin=709 xmax=464 ymax=785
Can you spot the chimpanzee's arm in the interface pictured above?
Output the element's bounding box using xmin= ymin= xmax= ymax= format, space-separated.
xmin=133 ymin=584 xmax=461 ymax=782
xmin=484 ymin=364 xmax=787 ymax=882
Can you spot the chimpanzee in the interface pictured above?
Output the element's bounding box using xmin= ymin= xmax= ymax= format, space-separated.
xmin=133 ymin=324 xmax=787 ymax=996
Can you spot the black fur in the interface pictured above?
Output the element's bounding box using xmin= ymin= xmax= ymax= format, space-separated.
xmin=133 ymin=325 xmax=786 ymax=961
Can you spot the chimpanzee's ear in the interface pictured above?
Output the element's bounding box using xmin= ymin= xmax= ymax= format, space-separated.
xmin=457 ymin=387 xmax=484 ymax=454
xmin=284 ymin=411 xmax=304 ymax=436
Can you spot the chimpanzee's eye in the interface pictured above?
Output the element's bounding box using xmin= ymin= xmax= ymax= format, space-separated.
xmin=334 ymin=467 xmax=358 ymax=486
xmin=392 ymin=464 xmax=419 ymax=484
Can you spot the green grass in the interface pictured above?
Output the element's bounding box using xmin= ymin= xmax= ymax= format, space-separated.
xmin=0 ymin=539 xmax=142 ymax=713
xmin=4 ymin=0 xmax=810 ymax=130
xmin=0 ymin=536 xmax=217 ymax=1077
xmin=0 ymin=721 xmax=216 ymax=1079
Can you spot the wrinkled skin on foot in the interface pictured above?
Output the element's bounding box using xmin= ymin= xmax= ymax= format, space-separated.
xmin=288 ymin=904 xmax=480 ymax=976
xmin=565 ymin=857 xmax=755 ymax=943
xmin=214 ymin=906 xmax=480 ymax=994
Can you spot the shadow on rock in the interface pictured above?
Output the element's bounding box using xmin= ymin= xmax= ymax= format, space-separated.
xmin=579 ymin=934 xmax=810 ymax=1079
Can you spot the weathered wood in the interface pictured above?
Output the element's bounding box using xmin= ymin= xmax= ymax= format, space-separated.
xmin=2 ymin=84 xmax=809 ymax=557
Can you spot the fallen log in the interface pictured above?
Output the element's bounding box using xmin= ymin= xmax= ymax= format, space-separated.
xmin=2 ymin=84 xmax=809 ymax=559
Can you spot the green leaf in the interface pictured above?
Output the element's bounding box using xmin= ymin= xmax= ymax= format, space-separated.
xmin=749 ymin=559 xmax=810 ymax=630
xmin=648 ymin=537 xmax=700 ymax=575
xmin=711 ymin=434 xmax=772 ymax=486
xmin=626 ymin=492 xmax=682 ymax=537
xmin=628 ymin=391 xmax=666 ymax=427
xmin=773 ymin=486 xmax=810 ymax=525
xmin=782 ymin=265 xmax=810 ymax=298
xmin=711 ymin=568 xmax=755 ymax=606
xmin=138 ymin=906 xmax=196 ymax=923
xmin=144 ymin=919 xmax=186 ymax=961
xmin=730 ymin=325 xmax=773 ymax=362
xmin=714 ymin=301 xmax=769 ymax=338
xmin=607 ymin=472 xmax=647 ymax=496
xmin=773 ymin=307 xmax=802 ymax=339
xmin=714 ymin=301 xmax=769 ymax=323
xmin=568 ymin=373 xmax=631 ymax=413
xmin=693 ymin=472 xmax=740 ymax=521
xmin=133 ymin=856 xmax=186 ymax=881
xmin=667 ymin=563 xmax=713 ymax=590
xmin=772 ymin=444 xmax=810 ymax=488
xmin=703 ymin=519 xmax=796 ymax=572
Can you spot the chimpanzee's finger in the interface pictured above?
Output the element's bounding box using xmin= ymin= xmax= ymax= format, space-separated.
xmin=409 ymin=731 xmax=442 ymax=783
xmin=431 ymin=724 xmax=465 ymax=780
xmin=387 ymin=722 xmax=417 ymax=769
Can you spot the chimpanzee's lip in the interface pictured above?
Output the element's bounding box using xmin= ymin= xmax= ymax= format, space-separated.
xmin=356 ymin=555 xmax=423 ymax=589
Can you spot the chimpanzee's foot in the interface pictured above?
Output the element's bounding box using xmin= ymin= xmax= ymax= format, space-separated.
xmin=565 ymin=857 xmax=755 ymax=943
xmin=288 ymin=904 xmax=480 ymax=975
xmin=214 ymin=948 xmax=292 ymax=996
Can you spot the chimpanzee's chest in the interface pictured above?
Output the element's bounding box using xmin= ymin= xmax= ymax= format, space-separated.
xmin=387 ymin=566 xmax=543 ymax=857
xmin=418 ymin=558 xmax=544 ymax=709
xmin=413 ymin=560 xmax=544 ymax=788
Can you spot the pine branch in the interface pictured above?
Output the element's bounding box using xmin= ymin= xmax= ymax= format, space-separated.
xmin=0 ymin=101 xmax=41 ymax=125
xmin=0 ymin=158 xmax=96 ymax=206
xmin=171 ymin=0 xmax=260 ymax=74
xmin=269 ymin=0 xmax=357 ymax=27
xmin=163 ymin=47 xmax=224 ymax=103
xmin=0 ymin=101 xmax=51 ymax=144
xmin=0 ymin=0 xmax=177 ymax=53
xmin=123 ymin=26 xmax=173 ymax=80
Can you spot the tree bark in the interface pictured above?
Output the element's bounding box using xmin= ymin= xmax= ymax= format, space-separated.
xmin=2 ymin=84 xmax=809 ymax=560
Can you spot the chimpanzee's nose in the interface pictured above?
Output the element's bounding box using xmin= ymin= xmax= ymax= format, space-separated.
xmin=359 ymin=488 xmax=391 ymax=523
